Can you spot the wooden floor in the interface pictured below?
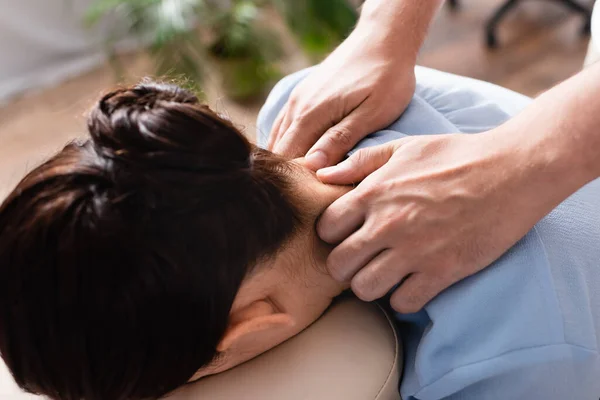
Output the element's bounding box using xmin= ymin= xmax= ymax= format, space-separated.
xmin=0 ymin=0 xmax=594 ymax=198
xmin=419 ymin=0 xmax=593 ymax=96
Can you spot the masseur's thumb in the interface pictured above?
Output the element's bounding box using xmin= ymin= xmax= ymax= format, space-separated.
xmin=316 ymin=142 xmax=397 ymax=185
xmin=304 ymin=110 xmax=371 ymax=170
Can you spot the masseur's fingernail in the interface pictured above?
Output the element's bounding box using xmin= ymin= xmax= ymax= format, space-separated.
xmin=305 ymin=150 xmax=328 ymax=170
xmin=317 ymin=163 xmax=346 ymax=179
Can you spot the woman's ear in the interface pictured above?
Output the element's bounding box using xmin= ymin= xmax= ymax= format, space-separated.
xmin=217 ymin=299 xmax=295 ymax=352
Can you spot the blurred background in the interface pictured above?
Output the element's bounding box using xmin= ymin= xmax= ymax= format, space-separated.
xmin=0 ymin=0 xmax=596 ymax=200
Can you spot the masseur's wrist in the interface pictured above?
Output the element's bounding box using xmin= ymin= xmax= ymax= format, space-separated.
xmin=543 ymin=62 xmax=600 ymax=181
xmin=496 ymin=63 xmax=600 ymax=203
xmin=357 ymin=0 xmax=443 ymax=66
xmin=484 ymin=120 xmax=595 ymax=223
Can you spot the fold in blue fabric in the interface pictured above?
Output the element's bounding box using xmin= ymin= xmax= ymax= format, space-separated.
xmin=257 ymin=67 xmax=600 ymax=400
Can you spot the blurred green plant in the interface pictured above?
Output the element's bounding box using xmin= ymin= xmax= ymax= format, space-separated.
xmin=85 ymin=0 xmax=206 ymax=91
xmin=273 ymin=0 xmax=357 ymax=60
xmin=85 ymin=0 xmax=357 ymax=100
xmin=208 ymin=1 xmax=283 ymax=100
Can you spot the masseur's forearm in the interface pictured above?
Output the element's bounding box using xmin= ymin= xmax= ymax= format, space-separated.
xmin=493 ymin=62 xmax=600 ymax=213
xmin=358 ymin=0 xmax=443 ymax=64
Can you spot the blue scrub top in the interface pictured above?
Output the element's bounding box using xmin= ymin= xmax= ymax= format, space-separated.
xmin=257 ymin=68 xmax=600 ymax=400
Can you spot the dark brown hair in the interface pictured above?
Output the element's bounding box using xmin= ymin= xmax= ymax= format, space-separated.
xmin=0 ymin=82 xmax=302 ymax=400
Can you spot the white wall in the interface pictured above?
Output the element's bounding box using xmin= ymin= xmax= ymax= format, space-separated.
xmin=0 ymin=0 xmax=112 ymax=103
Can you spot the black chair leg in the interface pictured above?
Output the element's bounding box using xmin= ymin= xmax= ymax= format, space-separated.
xmin=558 ymin=0 xmax=591 ymax=15
xmin=582 ymin=17 xmax=592 ymax=36
xmin=556 ymin=0 xmax=593 ymax=35
xmin=485 ymin=0 xmax=593 ymax=48
xmin=486 ymin=0 xmax=521 ymax=49
xmin=448 ymin=0 xmax=460 ymax=10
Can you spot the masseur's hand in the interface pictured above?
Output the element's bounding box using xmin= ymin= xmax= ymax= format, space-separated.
xmin=316 ymin=125 xmax=596 ymax=313
xmin=269 ymin=0 xmax=443 ymax=170
xmin=268 ymin=26 xmax=415 ymax=169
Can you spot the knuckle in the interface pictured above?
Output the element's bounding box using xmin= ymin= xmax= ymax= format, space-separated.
xmin=390 ymin=281 xmax=427 ymax=313
xmin=345 ymin=153 xmax=362 ymax=171
xmin=294 ymin=107 xmax=313 ymax=122
xmin=351 ymin=233 xmax=371 ymax=251
xmin=287 ymin=93 xmax=300 ymax=108
xmin=352 ymin=189 xmax=370 ymax=208
xmin=350 ymin=148 xmax=368 ymax=164
xmin=328 ymin=126 xmax=355 ymax=148
xmin=351 ymin=276 xmax=378 ymax=302
xmin=362 ymin=181 xmax=386 ymax=200
xmin=350 ymin=277 xmax=375 ymax=301
xmin=361 ymin=224 xmax=383 ymax=245
xmin=370 ymin=227 xmax=390 ymax=247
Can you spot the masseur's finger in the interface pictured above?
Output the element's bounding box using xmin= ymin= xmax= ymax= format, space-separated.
xmin=350 ymin=249 xmax=408 ymax=302
xmin=389 ymin=272 xmax=446 ymax=313
xmin=317 ymin=192 xmax=366 ymax=245
xmin=304 ymin=108 xmax=370 ymax=170
xmin=274 ymin=111 xmax=331 ymax=158
xmin=326 ymin=226 xmax=386 ymax=282
xmin=268 ymin=104 xmax=289 ymax=150
xmin=317 ymin=140 xmax=401 ymax=185
xmin=268 ymin=103 xmax=293 ymax=151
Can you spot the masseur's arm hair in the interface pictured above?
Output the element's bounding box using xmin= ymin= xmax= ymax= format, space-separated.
xmin=0 ymin=82 xmax=302 ymax=400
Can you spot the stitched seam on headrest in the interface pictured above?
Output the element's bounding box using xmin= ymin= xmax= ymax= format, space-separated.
xmin=373 ymin=302 xmax=401 ymax=400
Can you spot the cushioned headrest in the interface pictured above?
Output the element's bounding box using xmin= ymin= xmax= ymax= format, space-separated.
xmin=168 ymin=296 xmax=402 ymax=400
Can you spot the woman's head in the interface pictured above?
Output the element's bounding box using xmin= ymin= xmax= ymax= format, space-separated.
xmin=0 ymin=82 xmax=347 ymax=400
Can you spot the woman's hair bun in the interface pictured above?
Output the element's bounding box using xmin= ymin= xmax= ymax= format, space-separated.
xmin=87 ymin=81 xmax=252 ymax=173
